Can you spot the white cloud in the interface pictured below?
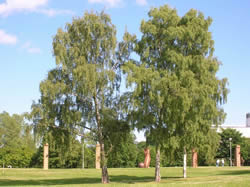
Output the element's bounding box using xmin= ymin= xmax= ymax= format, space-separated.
xmin=21 ymin=42 xmax=42 ymax=54
xmin=0 ymin=0 xmax=74 ymax=17
xmin=0 ymin=29 xmax=17 ymax=45
xmin=0 ymin=0 xmax=47 ymax=16
xmin=136 ymin=0 xmax=147 ymax=6
xmin=88 ymin=0 xmax=122 ymax=7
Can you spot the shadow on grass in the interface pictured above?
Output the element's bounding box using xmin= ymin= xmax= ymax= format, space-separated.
xmin=217 ymin=170 xmax=250 ymax=176
xmin=0 ymin=178 xmax=99 ymax=186
xmin=0 ymin=175 xmax=183 ymax=186
xmin=110 ymin=175 xmax=182 ymax=184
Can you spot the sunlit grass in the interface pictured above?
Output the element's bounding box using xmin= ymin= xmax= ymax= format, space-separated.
xmin=0 ymin=167 xmax=250 ymax=186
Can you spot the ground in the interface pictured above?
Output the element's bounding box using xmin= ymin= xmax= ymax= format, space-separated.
xmin=0 ymin=167 xmax=250 ymax=186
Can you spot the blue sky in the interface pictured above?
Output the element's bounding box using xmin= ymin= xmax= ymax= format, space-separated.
xmin=0 ymin=0 xmax=250 ymax=141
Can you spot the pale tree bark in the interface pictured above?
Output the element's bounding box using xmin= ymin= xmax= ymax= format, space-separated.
xmin=155 ymin=145 xmax=161 ymax=182
xmin=183 ymin=147 xmax=187 ymax=178
xmin=94 ymin=95 xmax=109 ymax=183
xmin=81 ymin=136 xmax=84 ymax=169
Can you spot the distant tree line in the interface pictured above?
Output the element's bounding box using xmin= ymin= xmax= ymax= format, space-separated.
xmin=1 ymin=111 xmax=250 ymax=169
xmin=0 ymin=112 xmax=35 ymax=168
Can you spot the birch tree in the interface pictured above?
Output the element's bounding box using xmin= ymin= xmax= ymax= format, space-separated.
xmin=124 ymin=5 xmax=228 ymax=180
xmin=32 ymin=11 xmax=122 ymax=183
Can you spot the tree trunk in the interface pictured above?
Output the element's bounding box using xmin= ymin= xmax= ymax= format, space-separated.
xmin=100 ymin=141 xmax=109 ymax=183
xmin=2 ymin=163 xmax=4 ymax=174
xmin=183 ymin=147 xmax=187 ymax=178
xmin=155 ymin=145 xmax=161 ymax=182
xmin=94 ymin=95 xmax=109 ymax=183
xmin=81 ymin=136 xmax=84 ymax=169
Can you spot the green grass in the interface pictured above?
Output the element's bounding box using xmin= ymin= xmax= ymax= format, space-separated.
xmin=0 ymin=167 xmax=250 ymax=186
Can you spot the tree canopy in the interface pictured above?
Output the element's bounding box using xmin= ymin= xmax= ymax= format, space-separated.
xmin=123 ymin=5 xmax=228 ymax=180
xmin=29 ymin=11 xmax=129 ymax=183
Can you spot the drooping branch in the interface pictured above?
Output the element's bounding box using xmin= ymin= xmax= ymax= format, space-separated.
xmin=104 ymin=134 xmax=113 ymax=157
xmin=49 ymin=123 xmax=96 ymax=136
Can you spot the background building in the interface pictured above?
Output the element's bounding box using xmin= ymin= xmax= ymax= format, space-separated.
xmin=217 ymin=113 xmax=250 ymax=138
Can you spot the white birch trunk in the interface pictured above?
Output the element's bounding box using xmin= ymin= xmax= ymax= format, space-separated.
xmin=183 ymin=147 xmax=187 ymax=178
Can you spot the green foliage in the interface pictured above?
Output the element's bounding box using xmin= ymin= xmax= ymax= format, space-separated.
xmin=198 ymin=129 xmax=220 ymax=166
xmin=107 ymin=133 xmax=137 ymax=168
xmin=30 ymin=138 xmax=95 ymax=168
xmin=217 ymin=128 xmax=244 ymax=161
xmin=0 ymin=112 xmax=35 ymax=167
xmin=161 ymin=142 xmax=184 ymax=167
xmin=241 ymin=138 xmax=250 ymax=166
xmin=30 ymin=146 xmax=43 ymax=168
xmin=84 ymin=145 xmax=95 ymax=168
xmin=135 ymin=141 xmax=146 ymax=166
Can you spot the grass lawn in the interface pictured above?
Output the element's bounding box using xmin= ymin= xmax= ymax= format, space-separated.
xmin=0 ymin=167 xmax=250 ymax=186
